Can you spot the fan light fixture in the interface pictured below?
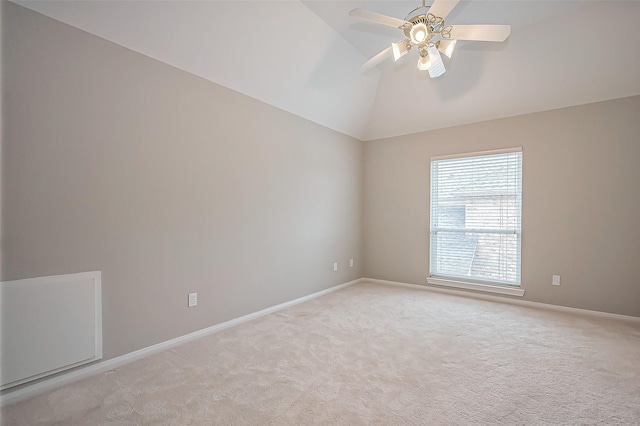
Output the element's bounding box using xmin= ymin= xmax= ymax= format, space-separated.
xmin=410 ymin=22 xmax=428 ymax=44
xmin=350 ymin=0 xmax=511 ymax=79
xmin=417 ymin=52 xmax=431 ymax=71
xmin=392 ymin=41 xmax=410 ymax=61
xmin=437 ymin=39 xmax=457 ymax=58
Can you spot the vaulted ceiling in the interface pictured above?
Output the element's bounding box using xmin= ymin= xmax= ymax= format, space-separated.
xmin=14 ymin=1 xmax=640 ymax=141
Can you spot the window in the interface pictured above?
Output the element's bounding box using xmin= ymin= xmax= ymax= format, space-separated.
xmin=428 ymin=148 xmax=523 ymax=296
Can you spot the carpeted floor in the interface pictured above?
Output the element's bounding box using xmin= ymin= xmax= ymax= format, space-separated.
xmin=2 ymin=282 xmax=640 ymax=425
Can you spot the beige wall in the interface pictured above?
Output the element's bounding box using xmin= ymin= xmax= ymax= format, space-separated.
xmin=3 ymin=1 xmax=639 ymax=374
xmin=363 ymin=95 xmax=640 ymax=317
xmin=2 ymin=2 xmax=362 ymax=360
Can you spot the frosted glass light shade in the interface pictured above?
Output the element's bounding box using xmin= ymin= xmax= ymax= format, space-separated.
xmin=437 ymin=39 xmax=457 ymax=58
xmin=410 ymin=23 xmax=429 ymax=44
xmin=417 ymin=55 xmax=432 ymax=71
xmin=392 ymin=41 xmax=409 ymax=61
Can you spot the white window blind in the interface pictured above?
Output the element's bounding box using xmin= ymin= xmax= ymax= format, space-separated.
xmin=430 ymin=148 xmax=522 ymax=286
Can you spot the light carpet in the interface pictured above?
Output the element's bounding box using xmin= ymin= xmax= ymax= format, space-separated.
xmin=2 ymin=282 xmax=640 ymax=425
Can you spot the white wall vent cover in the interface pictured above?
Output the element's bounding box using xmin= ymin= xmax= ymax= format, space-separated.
xmin=0 ymin=271 xmax=102 ymax=389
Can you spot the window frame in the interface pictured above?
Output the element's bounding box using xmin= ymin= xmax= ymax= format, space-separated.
xmin=427 ymin=147 xmax=524 ymax=297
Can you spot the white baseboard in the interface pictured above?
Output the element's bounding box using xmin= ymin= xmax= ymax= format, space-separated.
xmin=363 ymin=277 xmax=640 ymax=324
xmin=0 ymin=278 xmax=360 ymax=407
xmin=7 ymin=276 xmax=634 ymax=407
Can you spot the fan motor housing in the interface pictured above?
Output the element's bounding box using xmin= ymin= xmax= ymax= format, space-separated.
xmin=404 ymin=13 xmax=450 ymax=48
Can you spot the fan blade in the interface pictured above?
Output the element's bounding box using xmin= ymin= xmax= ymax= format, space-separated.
xmin=448 ymin=25 xmax=511 ymax=42
xmin=428 ymin=0 xmax=460 ymax=20
xmin=362 ymin=46 xmax=393 ymax=70
xmin=427 ymin=46 xmax=446 ymax=78
xmin=349 ymin=8 xmax=409 ymax=29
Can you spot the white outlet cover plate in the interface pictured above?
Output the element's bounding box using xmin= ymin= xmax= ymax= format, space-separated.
xmin=188 ymin=292 xmax=197 ymax=307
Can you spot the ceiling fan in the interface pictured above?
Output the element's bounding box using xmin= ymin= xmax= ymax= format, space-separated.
xmin=350 ymin=0 xmax=511 ymax=78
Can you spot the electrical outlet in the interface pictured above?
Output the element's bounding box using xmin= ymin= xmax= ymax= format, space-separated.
xmin=333 ymin=262 xmax=338 ymax=272
xmin=552 ymin=275 xmax=561 ymax=286
xmin=350 ymin=259 xmax=354 ymax=267
xmin=188 ymin=292 xmax=198 ymax=307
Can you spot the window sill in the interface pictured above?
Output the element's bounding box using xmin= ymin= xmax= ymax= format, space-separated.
xmin=426 ymin=277 xmax=525 ymax=297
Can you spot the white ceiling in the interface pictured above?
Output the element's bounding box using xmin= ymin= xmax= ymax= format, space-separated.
xmin=14 ymin=1 xmax=640 ymax=141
